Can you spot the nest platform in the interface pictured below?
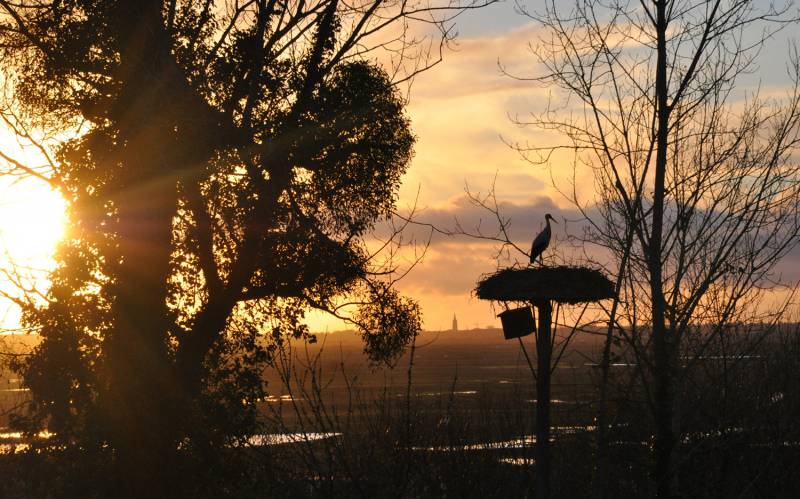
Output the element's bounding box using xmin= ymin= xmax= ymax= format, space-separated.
xmin=476 ymin=266 xmax=615 ymax=304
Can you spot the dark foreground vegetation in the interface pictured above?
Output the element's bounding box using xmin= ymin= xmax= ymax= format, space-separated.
xmin=2 ymin=327 xmax=799 ymax=498
xmin=1 ymin=0 xmax=799 ymax=497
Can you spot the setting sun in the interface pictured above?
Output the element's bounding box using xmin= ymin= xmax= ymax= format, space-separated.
xmin=0 ymin=176 xmax=66 ymax=331
xmin=0 ymin=178 xmax=65 ymax=262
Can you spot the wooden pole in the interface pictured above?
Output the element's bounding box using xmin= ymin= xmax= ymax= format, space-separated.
xmin=535 ymin=299 xmax=553 ymax=499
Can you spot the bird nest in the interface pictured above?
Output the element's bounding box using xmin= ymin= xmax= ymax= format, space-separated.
xmin=475 ymin=266 xmax=615 ymax=304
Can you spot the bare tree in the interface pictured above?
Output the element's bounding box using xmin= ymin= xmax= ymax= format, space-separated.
xmin=506 ymin=0 xmax=800 ymax=496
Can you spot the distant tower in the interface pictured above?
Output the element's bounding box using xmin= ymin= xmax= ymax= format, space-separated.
xmin=451 ymin=313 xmax=458 ymax=332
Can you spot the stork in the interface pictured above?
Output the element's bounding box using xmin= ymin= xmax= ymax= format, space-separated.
xmin=529 ymin=213 xmax=557 ymax=266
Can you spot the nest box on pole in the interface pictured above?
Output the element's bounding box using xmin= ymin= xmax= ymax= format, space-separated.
xmin=475 ymin=265 xmax=615 ymax=499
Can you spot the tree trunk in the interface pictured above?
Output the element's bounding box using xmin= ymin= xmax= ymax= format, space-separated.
xmin=535 ymin=299 xmax=553 ymax=499
xmin=595 ymin=299 xmax=618 ymax=498
xmin=99 ymin=4 xmax=206 ymax=495
xmin=104 ymin=177 xmax=179 ymax=498
xmin=595 ymin=229 xmax=635 ymax=498
xmin=652 ymin=0 xmax=675 ymax=496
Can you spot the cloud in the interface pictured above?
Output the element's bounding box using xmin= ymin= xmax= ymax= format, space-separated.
xmin=372 ymin=192 xmax=601 ymax=302
xmin=410 ymin=23 xmax=548 ymax=102
xmin=773 ymin=244 xmax=800 ymax=283
xmin=393 ymin=241 xmax=497 ymax=296
xmin=396 ymin=20 xmax=575 ymax=209
xmin=386 ymin=191 xmax=590 ymax=249
xmin=421 ymin=194 xmax=564 ymax=238
xmin=367 ymin=12 xmax=800 ymax=332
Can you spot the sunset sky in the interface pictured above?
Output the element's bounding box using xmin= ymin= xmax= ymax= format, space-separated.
xmin=372 ymin=1 xmax=800 ymax=332
xmin=1 ymin=1 xmax=798 ymax=333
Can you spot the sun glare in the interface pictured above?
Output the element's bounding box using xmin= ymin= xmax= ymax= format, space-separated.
xmin=0 ymin=176 xmax=66 ymax=331
xmin=0 ymin=179 xmax=66 ymax=259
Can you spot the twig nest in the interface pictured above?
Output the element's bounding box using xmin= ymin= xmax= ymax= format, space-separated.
xmin=476 ymin=266 xmax=615 ymax=304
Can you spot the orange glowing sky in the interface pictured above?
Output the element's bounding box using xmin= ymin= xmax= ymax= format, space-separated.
xmin=1 ymin=2 xmax=799 ymax=334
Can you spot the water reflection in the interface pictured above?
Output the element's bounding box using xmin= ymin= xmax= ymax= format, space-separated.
xmin=0 ymin=430 xmax=53 ymax=453
xmin=0 ymin=429 xmax=339 ymax=452
xmin=418 ymin=390 xmax=477 ymax=397
xmin=265 ymin=394 xmax=299 ymax=403
xmin=244 ymin=432 xmax=341 ymax=447
xmin=498 ymin=457 xmax=536 ymax=466
xmin=526 ymin=399 xmax=576 ymax=405
xmin=412 ymin=425 xmax=598 ymax=452
xmin=412 ymin=436 xmax=538 ymax=452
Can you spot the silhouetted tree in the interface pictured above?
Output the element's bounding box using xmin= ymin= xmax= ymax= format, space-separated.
xmin=509 ymin=0 xmax=800 ymax=497
xmin=0 ymin=0 xmax=487 ymax=495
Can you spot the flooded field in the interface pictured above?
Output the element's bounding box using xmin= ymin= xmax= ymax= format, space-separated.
xmin=2 ymin=329 xmax=799 ymax=497
xmin=263 ymin=327 xmax=604 ymax=398
xmin=255 ymin=327 xmax=608 ymax=475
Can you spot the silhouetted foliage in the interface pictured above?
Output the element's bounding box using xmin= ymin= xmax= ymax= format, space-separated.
xmin=356 ymin=282 xmax=422 ymax=366
xmin=0 ymin=0 xmax=489 ymax=494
